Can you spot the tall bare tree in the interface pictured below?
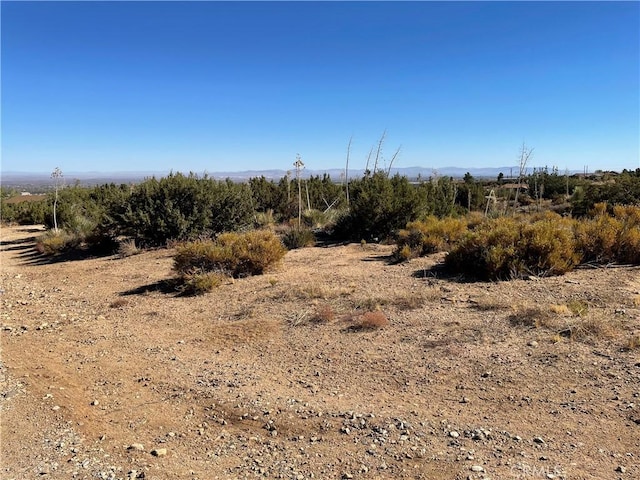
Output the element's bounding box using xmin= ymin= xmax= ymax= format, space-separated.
xmin=293 ymin=154 xmax=304 ymax=229
xmin=345 ymin=136 xmax=352 ymax=205
xmin=51 ymin=167 xmax=63 ymax=233
xmin=513 ymin=142 xmax=534 ymax=211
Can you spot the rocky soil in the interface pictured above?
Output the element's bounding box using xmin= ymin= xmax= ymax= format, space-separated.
xmin=1 ymin=225 xmax=639 ymax=480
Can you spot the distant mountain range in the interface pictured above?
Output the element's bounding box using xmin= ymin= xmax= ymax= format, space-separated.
xmin=2 ymin=165 xmax=573 ymax=186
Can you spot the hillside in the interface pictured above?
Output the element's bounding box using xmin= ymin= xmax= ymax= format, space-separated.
xmin=1 ymin=225 xmax=639 ymax=480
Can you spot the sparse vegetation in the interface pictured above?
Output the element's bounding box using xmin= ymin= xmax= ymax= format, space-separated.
xmin=312 ymin=304 xmax=336 ymax=323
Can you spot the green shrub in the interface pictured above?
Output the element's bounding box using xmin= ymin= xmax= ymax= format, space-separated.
xmin=282 ymin=227 xmax=316 ymax=250
xmin=334 ymin=172 xmax=426 ymax=241
xmin=121 ymin=174 xmax=255 ymax=247
xmin=174 ymin=229 xmax=286 ymax=280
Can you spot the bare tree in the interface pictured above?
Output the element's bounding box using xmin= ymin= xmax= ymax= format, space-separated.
xmin=345 ymin=136 xmax=352 ymax=205
xmin=51 ymin=167 xmax=63 ymax=233
xmin=364 ymin=146 xmax=374 ymax=176
xmin=293 ymin=154 xmax=304 ymax=229
xmin=387 ymin=145 xmax=402 ymax=176
xmin=513 ymin=142 xmax=534 ymax=211
xmin=373 ymin=129 xmax=386 ymax=173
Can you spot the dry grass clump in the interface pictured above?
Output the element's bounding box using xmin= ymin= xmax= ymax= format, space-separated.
xmin=549 ymin=304 xmax=572 ymax=316
xmin=508 ymin=306 xmax=555 ymax=329
xmin=568 ymin=315 xmax=619 ymax=342
xmin=512 ymin=300 xmax=622 ymax=343
xmin=353 ymin=297 xmax=389 ymax=311
xmin=624 ymin=335 xmax=640 ymax=350
xmin=182 ymin=272 xmax=228 ymax=295
xmin=109 ymin=298 xmax=129 ymax=309
xmin=294 ymin=284 xmax=352 ymax=300
xmin=391 ymin=293 xmax=427 ymax=311
xmin=357 ymin=311 xmax=390 ymax=330
xmin=118 ymin=238 xmax=140 ymax=258
xmin=312 ymin=304 xmax=336 ymax=323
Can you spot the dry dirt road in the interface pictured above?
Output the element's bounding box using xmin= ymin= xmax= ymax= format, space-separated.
xmin=1 ymin=225 xmax=639 ymax=480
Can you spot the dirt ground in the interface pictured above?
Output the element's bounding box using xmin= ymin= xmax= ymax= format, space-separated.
xmin=1 ymin=224 xmax=639 ymax=480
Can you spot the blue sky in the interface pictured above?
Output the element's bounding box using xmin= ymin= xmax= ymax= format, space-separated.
xmin=2 ymin=1 xmax=639 ymax=174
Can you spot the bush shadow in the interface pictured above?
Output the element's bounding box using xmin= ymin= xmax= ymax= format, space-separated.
xmin=412 ymin=263 xmax=480 ymax=283
xmin=120 ymin=278 xmax=190 ymax=297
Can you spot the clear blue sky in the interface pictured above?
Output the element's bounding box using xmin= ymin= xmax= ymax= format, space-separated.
xmin=2 ymin=1 xmax=639 ymax=174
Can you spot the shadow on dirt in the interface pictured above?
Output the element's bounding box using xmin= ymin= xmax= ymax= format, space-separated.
xmin=0 ymin=235 xmax=39 ymax=247
xmin=411 ymin=264 xmax=479 ymax=283
xmin=17 ymin=246 xmax=114 ymax=266
xmin=120 ymin=278 xmax=188 ymax=297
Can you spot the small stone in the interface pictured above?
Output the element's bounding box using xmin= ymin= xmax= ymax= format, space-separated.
xmin=91 ymin=400 xmax=99 ymax=406
xmin=127 ymin=443 xmax=144 ymax=451
xmin=528 ymin=340 xmax=539 ymax=347
xmin=449 ymin=431 xmax=460 ymax=438
xmin=151 ymin=448 xmax=167 ymax=457
xmin=616 ymin=465 xmax=626 ymax=473
xmin=533 ymin=436 xmax=545 ymax=444
xmin=342 ymin=473 xmax=353 ymax=479
xmin=52 ymin=405 xmax=60 ymax=411
xmin=471 ymin=465 xmax=484 ymax=472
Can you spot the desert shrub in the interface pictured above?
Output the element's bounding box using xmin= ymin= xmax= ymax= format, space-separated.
xmin=519 ymin=215 xmax=581 ymax=276
xmin=446 ymin=214 xmax=580 ymax=280
xmin=394 ymin=216 xmax=469 ymax=261
xmin=281 ymin=227 xmax=315 ymax=249
xmin=612 ymin=205 xmax=640 ymax=264
xmin=574 ymin=213 xmax=623 ymax=264
xmin=445 ymin=217 xmax=523 ymax=280
xmin=174 ymin=229 xmax=286 ymax=279
xmin=36 ymin=230 xmax=81 ymax=255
